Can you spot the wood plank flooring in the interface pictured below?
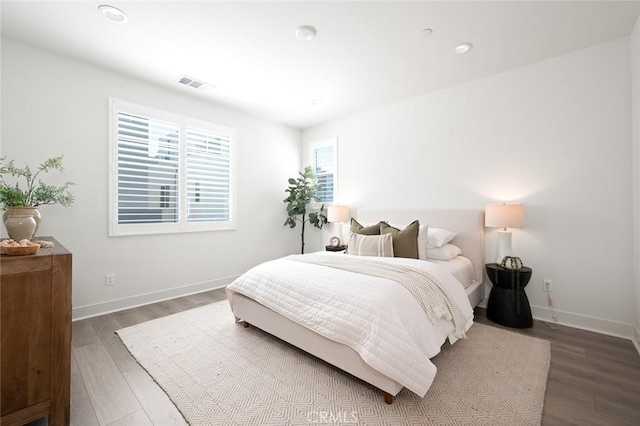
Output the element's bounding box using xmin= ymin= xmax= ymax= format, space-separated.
xmin=26 ymin=289 xmax=640 ymax=425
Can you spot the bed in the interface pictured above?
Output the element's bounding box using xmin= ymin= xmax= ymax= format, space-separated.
xmin=226 ymin=209 xmax=484 ymax=404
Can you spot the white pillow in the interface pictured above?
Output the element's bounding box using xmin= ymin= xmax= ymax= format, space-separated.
xmin=348 ymin=233 xmax=394 ymax=257
xmin=427 ymin=228 xmax=457 ymax=248
xmin=426 ymin=244 xmax=462 ymax=261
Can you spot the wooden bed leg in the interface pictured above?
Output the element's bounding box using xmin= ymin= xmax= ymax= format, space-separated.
xmin=384 ymin=392 xmax=393 ymax=404
xmin=243 ymin=321 xmax=250 ymax=328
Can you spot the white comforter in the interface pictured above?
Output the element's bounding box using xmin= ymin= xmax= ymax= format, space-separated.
xmin=225 ymin=252 xmax=474 ymax=397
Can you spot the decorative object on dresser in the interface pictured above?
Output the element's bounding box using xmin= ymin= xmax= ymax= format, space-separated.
xmin=0 ymin=156 xmax=74 ymax=240
xmin=0 ymin=237 xmax=72 ymax=426
xmin=484 ymin=203 xmax=525 ymax=263
xmin=283 ymin=166 xmax=328 ymax=254
xmin=485 ymin=262 xmax=533 ymax=328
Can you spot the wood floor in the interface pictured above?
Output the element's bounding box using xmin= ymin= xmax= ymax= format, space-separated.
xmin=27 ymin=288 xmax=640 ymax=425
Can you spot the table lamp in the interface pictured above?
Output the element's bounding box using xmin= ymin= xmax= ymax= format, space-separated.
xmin=327 ymin=205 xmax=349 ymax=247
xmin=485 ymin=203 xmax=525 ymax=263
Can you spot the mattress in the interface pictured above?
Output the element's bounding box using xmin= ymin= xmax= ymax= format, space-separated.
xmin=426 ymin=255 xmax=475 ymax=289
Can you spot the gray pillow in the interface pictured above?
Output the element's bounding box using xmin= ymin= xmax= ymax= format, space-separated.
xmin=350 ymin=218 xmax=381 ymax=235
xmin=380 ymin=220 xmax=420 ymax=259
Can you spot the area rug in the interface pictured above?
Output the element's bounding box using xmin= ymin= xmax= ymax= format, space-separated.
xmin=116 ymin=301 xmax=550 ymax=425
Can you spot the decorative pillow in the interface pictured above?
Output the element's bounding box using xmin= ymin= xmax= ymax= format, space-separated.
xmin=426 ymin=244 xmax=462 ymax=261
xmin=380 ymin=220 xmax=420 ymax=259
xmin=427 ymin=228 xmax=457 ymax=248
xmin=387 ymin=222 xmax=429 ymax=259
xmin=350 ymin=218 xmax=381 ymax=235
xmin=348 ymin=233 xmax=394 ymax=257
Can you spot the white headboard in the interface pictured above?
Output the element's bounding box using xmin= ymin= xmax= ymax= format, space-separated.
xmin=356 ymin=209 xmax=485 ymax=283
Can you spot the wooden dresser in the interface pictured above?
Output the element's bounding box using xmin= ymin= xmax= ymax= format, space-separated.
xmin=1 ymin=237 xmax=71 ymax=426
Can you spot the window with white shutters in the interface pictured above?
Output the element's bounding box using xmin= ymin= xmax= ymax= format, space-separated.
xmin=309 ymin=137 xmax=337 ymax=205
xmin=109 ymin=100 xmax=236 ymax=236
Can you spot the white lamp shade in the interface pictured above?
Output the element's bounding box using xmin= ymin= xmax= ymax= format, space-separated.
xmin=327 ymin=205 xmax=349 ymax=223
xmin=485 ymin=203 xmax=525 ymax=229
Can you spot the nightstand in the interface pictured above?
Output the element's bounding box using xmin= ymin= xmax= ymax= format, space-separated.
xmin=485 ymin=263 xmax=533 ymax=328
xmin=325 ymin=245 xmax=347 ymax=252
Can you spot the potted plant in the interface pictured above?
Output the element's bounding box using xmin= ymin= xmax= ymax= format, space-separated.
xmin=497 ymin=256 xmax=524 ymax=314
xmin=0 ymin=156 xmax=74 ymax=240
xmin=283 ymin=166 xmax=328 ymax=254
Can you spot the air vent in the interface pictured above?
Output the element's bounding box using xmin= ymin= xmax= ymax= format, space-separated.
xmin=177 ymin=75 xmax=215 ymax=92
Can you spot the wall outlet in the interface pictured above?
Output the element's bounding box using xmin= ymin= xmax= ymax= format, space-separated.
xmin=543 ymin=279 xmax=553 ymax=292
xmin=105 ymin=273 xmax=115 ymax=286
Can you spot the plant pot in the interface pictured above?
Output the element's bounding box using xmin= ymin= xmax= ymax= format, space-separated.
xmin=4 ymin=214 xmax=37 ymax=241
xmin=3 ymin=206 xmax=41 ymax=237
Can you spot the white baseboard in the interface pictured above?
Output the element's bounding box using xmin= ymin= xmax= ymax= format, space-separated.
xmin=530 ymin=304 xmax=635 ymax=340
xmin=72 ymin=275 xmax=239 ymax=321
xmin=633 ymin=327 xmax=640 ymax=356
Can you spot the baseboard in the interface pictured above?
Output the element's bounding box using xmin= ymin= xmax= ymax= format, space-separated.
xmin=530 ymin=304 xmax=635 ymax=340
xmin=633 ymin=327 xmax=640 ymax=356
xmin=72 ymin=275 xmax=239 ymax=321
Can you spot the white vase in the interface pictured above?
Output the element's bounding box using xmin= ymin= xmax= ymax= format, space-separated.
xmin=4 ymin=214 xmax=37 ymax=241
xmin=3 ymin=206 xmax=41 ymax=236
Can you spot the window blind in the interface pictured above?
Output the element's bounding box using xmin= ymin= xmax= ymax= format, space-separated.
xmin=116 ymin=112 xmax=180 ymax=224
xmin=186 ymin=128 xmax=233 ymax=222
xmin=110 ymin=100 xmax=237 ymax=236
xmin=313 ymin=144 xmax=334 ymax=203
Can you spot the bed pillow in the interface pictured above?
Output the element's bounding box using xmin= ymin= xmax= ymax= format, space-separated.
xmin=350 ymin=218 xmax=381 ymax=235
xmin=427 ymin=228 xmax=457 ymax=248
xmin=426 ymin=244 xmax=462 ymax=261
xmin=380 ymin=220 xmax=420 ymax=259
xmin=348 ymin=233 xmax=394 ymax=257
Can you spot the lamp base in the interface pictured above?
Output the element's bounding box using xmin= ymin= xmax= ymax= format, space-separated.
xmin=496 ymin=230 xmax=513 ymax=264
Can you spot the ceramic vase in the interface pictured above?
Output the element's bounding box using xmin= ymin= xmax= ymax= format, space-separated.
xmin=4 ymin=214 xmax=37 ymax=241
xmin=3 ymin=206 xmax=41 ymax=237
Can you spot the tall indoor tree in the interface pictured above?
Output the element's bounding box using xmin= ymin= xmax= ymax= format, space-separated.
xmin=283 ymin=166 xmax=328 ymax=254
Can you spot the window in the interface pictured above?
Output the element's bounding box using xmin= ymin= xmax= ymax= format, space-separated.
xmin=309 ymin=137 xmax=337 ymax=205
xmin=109 ymin=100 xmax=236 ymax=236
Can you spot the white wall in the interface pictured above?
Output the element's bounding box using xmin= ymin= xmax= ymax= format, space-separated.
xmin=1 ymin=39 xmax=302 ymax=319
xmin=304 ymin=38 xmax=635 ymax=337
xmin=632 ymin=16 xmax=640 ymax=352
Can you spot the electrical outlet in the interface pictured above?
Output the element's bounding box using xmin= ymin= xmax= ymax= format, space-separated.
xmin=543 ymin=279 xmax=553 ymax=292
xmin=105 ymin=273 xmax=115 ymax=286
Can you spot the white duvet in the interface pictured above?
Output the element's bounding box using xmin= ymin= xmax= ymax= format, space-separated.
xmin=225 ymin=251 xmax=474 ymax=397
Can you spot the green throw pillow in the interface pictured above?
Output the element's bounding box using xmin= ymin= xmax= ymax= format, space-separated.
xmin=380 ymin=220 xmax=420 ymax=259
xmin=350 ymin=218 xmax=381 ymax=235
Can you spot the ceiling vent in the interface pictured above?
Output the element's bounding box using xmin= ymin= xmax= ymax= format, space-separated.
xmin=177 ymin=75 xmax=215 ymax=92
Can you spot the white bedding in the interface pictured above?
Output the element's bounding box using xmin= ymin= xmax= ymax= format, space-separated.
xmin=427 ymin=255 xmax=475 ymax=289
xmin=226 ymin=251 xmax=474 ymax=397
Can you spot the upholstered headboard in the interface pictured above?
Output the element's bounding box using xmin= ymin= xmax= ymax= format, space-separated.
xmin=356 ymin=209 xmax=485 ymax=284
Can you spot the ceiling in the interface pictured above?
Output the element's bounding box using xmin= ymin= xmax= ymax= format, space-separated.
xmin=2 ymin=1 xmax=640 ymax=129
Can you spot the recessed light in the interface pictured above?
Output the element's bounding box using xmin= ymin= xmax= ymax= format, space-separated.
xmin=453 ymin=43 xmax=473 ymax=55
xmin=98 ymin=5 xmax=128 ymax=23
xmin=421 ymin=28 xmax=433 ymax=37
xmin=295 ymin=25 xmax=317 ymax=41
xmin=311 ymin=99 xmax=323 ymax=106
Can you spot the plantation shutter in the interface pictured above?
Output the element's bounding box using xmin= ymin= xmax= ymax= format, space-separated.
xmin=185 ymin=128 xmax=233 ymax=222
xmin=313 ymin=144 xmax=334 ymax=203
xmin=116 ymin=112 xmax=180 ymax=224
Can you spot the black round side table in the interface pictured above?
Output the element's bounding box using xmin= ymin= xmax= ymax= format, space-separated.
xmin=485 ymin=263 xmax=533 ymax=328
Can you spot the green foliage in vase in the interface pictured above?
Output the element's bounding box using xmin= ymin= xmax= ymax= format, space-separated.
xmin=0 ymin=156 xmax=75 ymax=208
xmin=283 ymin=166 xmax=328 ymax=254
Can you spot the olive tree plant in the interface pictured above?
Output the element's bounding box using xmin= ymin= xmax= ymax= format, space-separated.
xmin=283 ymin=166 xmax=328 ymax=254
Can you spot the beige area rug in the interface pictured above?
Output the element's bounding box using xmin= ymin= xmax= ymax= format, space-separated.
xmin=117 ymin=301 xmax=550 ymax=425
